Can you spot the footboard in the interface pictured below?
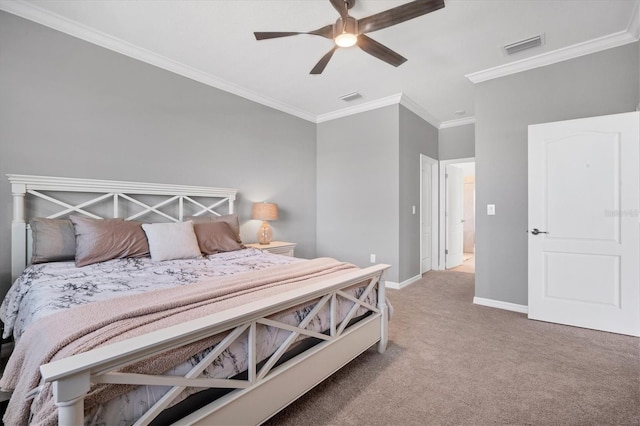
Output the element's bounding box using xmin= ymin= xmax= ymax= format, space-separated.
xmin=39 ymin=264 xmax=390 ymax=426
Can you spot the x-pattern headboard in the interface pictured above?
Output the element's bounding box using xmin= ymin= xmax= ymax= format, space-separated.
xmin=7 ymin=174 xmax=238 ymax=282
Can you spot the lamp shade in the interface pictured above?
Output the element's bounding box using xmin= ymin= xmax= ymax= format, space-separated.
xmin=252 ymin=202 xmax=278 ymax=221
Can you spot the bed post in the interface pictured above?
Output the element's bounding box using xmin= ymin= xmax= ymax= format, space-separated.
xmin=377 ymin=278 xmax=388 ymax=353
xmin=10 ymin=180 xmax=27 ymax=284
xmin=51 ymin=373 xmax=90 ymax=426
xmin=228 ymin=194 xmax=235 ymax=214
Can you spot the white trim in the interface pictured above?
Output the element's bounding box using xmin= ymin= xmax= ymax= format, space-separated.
xmin=420 ymin=154 xmax=440 ymax=273
xmin=466 ymin=28 xmax=639 ymax=84
xmin=628 ymin=0 xmax=640 ymax=40
xmin=438 ymin=157 xmax=475 ymax=270
xmin=473 ymin=297 xmax=528 ymax=314
xmin=384 ymin=274 xmax=421 ymax=290
xmin=316 ymin=93 xmax=402 ymax=123
xmin=316 ymin=93 xmax=441 ymax=127
xmin=439 ymin=117 xmax=476 ymax=129
xmin=0 ymin=0 xmax=317 ymax=123
xmin=399 ymin=95 xmax=440 ymax=129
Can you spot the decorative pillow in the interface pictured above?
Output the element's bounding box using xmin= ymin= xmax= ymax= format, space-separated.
xmin=193 ymin=221 xmax=245 ymax=255
xmin=30 ymin=218 xmax=76 ymax=264
xmin=186 ymin=214 xmax=242 ymax=243
xmin=70 ymin=216 xmax=150 ymax=267
xmin=141 ymin=221 xmax=201 ymax=262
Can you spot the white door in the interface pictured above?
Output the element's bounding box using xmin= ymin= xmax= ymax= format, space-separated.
xmin=446 ymin=165 xmax=464 ymax=269
xmin=421 ymin=158 xmax=433 ymax=273
xmin=528 ymin=111 xmax=640 ymax=336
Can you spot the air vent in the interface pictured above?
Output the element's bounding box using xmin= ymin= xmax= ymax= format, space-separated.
xmin=339 ymin=92 xmax=362 ymax=102
xmin=503 ymin=34 xmax=545 ymax=56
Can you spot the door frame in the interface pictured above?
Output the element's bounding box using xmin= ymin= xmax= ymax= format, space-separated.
xmin=420 ymin=154 xmax=439 ymax=273
xmin=439 ymin=157 xmax=475 ymax=270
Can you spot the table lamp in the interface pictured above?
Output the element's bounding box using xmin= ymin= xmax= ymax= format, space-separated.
xmin=252 ymin=202 xmax=278 ymax=244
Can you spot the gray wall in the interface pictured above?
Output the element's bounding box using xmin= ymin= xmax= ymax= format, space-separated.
xmin=0 ymin=12 xmax=317 ymax=296
xmin=316 ymin=105 xmax=400 ymax=281
xmin=439 ymin=124 xmax=475 ymax=160
xmin=317 ymin=105 xmax=437 ymax=284
xmin=475 ymin=42 xmax=639 ymax=306
xmin=399 ymin=106 xmax=438 ymax=282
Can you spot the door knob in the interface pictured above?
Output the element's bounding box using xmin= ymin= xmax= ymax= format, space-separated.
xmin=531 ymin=228 xmax=548 ymax=235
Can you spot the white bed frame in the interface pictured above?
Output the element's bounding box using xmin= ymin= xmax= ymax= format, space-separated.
xmin=7 ymin=174 xmax=390 ymax=426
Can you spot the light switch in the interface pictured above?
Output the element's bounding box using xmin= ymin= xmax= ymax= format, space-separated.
xmin=487 ymin=204 xmax=496 ymax=215
xmin=412 ymin=205 xmax=416 ymax=215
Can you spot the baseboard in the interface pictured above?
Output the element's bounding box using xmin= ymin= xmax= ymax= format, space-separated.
xmin=473 ymin=297 xmax=528 ymax=314
xmin=385 ymin=274 xmax=421 ymax=290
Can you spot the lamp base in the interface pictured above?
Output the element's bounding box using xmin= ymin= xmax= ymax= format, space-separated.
xmin=257 ymin=221 xmax=273 ymax=245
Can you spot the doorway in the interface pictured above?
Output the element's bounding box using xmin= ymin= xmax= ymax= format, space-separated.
xmin=439 ymin=158 xmax=475 ymax=272
xmin=420 ymin=154 xmax=438 ymax=274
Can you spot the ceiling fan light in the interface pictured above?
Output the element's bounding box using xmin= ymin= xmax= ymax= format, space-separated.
xmin=335 ymin=32 xmax=357 ymax=47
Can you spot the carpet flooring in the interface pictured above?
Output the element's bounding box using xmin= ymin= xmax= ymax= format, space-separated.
xmin=266 ymin=270 xmax=640 ymax=425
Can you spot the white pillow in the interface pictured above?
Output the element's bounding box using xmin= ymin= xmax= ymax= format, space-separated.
xmin=141 ymin=221 xmax=201 ymax=262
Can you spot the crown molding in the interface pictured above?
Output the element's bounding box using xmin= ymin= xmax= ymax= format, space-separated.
xmin=466 ymin=1 xmax=640 ymax=85
xmin=316 ymin=93 xmax=403 ymax=123
xmin=0 ymin=0 xmax=318 ymax=123
xmin=439 ymin=116 xmax=476 ymax=129
xmin=316 ymin=93 xmax=442 ymax=127
xmin=399 ymin=95 xmax=440 ymax=129
xmin=629 ymin=0 xmax=640 ymax=39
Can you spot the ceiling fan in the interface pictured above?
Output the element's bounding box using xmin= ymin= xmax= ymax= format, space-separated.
xmin=254 ymin=0 xmax=445 ymax=75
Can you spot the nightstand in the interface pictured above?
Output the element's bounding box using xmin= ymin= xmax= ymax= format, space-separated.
xmin=245 ymin=241 xmax=296 ymax=257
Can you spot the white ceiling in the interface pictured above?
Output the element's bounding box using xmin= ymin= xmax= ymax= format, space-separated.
xmin=2 ymin=0 xmax=639 ymax=127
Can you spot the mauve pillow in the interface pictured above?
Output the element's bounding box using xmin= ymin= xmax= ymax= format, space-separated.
xmin=70 ymin=216 xmax=150 ymax=267
xmin=30 ymin=218 xmax=76 ymax=264
xmin=193 ymin=221 xmax=245 ymax=255
xmin=142 ymin=221 xmax=202 ymax=262
xmin=186 ymin=214 xmax=242 ymax=243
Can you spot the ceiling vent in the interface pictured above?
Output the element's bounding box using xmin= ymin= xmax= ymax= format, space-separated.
xmin=339 ymin=92 xmax=362 ymax=102
xmin=503 ymin=34 xmax=545 ymax=56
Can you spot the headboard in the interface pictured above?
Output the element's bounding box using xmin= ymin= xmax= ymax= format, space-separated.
xmin=7 ymin=174 xmax=238 ymax=282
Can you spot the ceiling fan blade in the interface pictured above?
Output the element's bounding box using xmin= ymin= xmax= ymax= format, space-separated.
xmin=310 ymin=46 xmax=339 ymax=74
xmin=254 ymin=32 xmax=305 ymax=40
xmin=358 ymin=0 xmax=445 ymax=34
xmin=329 ymin=0 xmax=348 ymax=19
xmin=357 ymin=34 xmax=407 ymax=67
xmin=308 ymin=24 xmax=335 ymax=39
xmin=254 ymin=24 xmax=333 ymax=41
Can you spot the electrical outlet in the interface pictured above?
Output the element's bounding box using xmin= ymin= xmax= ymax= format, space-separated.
xmin=370 ymin=254 xmax=376 ymax=263
xmin=487 ymin=204 xmax=496 ymax=215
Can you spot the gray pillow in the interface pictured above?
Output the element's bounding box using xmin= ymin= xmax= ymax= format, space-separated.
xmin=70 ymin=216 xmax=150 ymax=267
xmin=186 ymin=214 xmax=242 ymax=243
xmin=30 ymin=218 xmax=76 ymax=264
xmin=193 ymin=221 xmax=245 ymax=255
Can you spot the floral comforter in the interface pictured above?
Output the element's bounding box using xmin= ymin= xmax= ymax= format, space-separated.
xmin=0 ymin=248 xmax=298 ymax=340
